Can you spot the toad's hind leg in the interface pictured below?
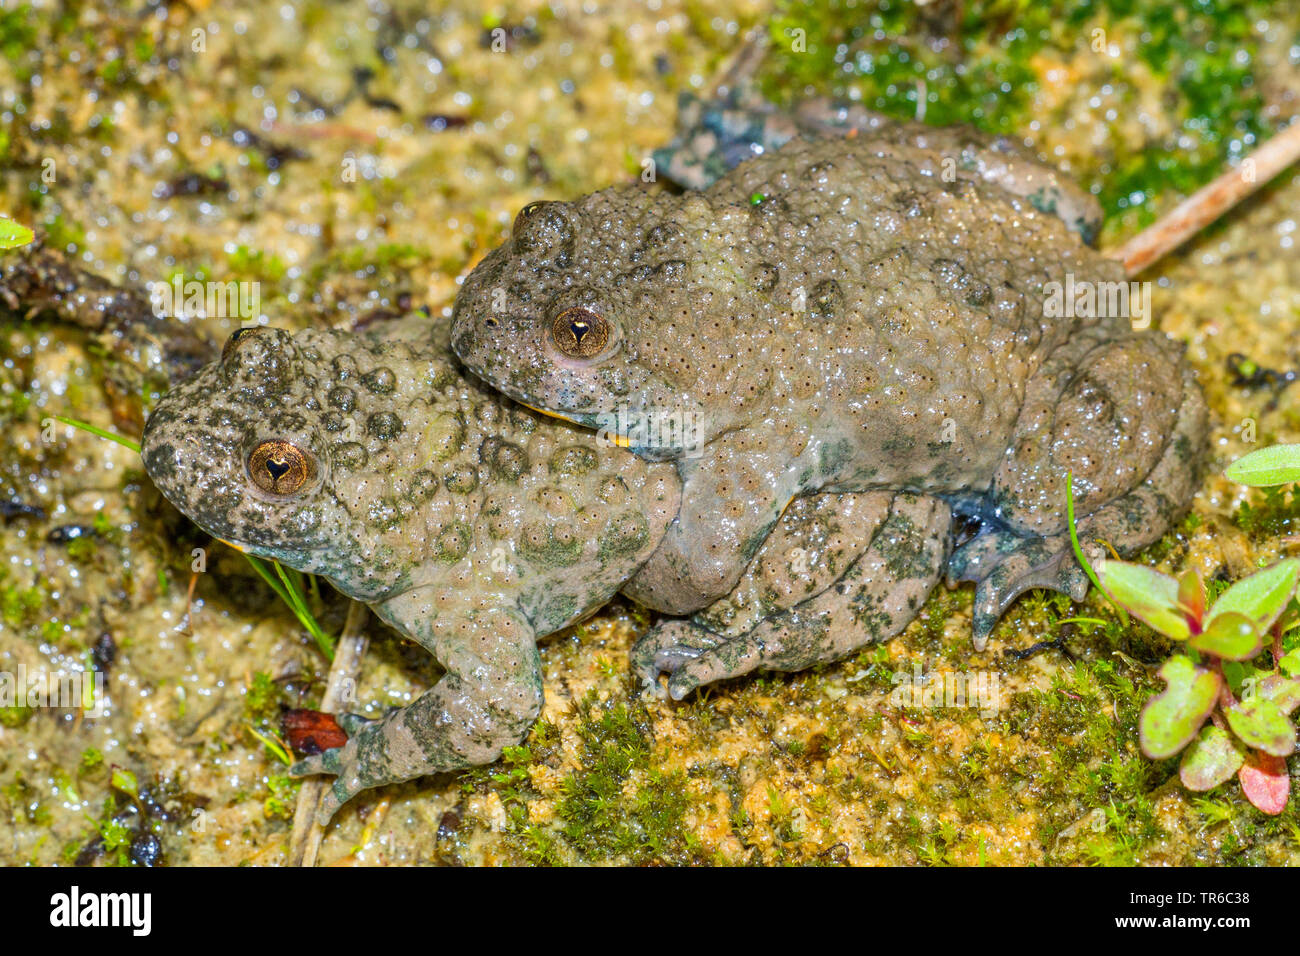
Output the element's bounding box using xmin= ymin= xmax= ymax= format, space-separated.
xmin=635 ymin=493 xmax=951 ymax=700
xmin=949 ymin=337 xmax=1208 ymax=648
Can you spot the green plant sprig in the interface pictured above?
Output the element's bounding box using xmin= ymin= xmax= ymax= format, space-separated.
xmin=1095 ymin=556 xmax=1300 ymax=815
xmin=1066 ymin=470 xmax=1128 ymax=626
xmin=1063 ymin=444 xmax=1300 ymax=815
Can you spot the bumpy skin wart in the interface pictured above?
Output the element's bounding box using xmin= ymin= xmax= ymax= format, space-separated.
xmin=451 ymin=121 xmax=1208 ymax=648
xmin=141 ymin=316 xmax=682 ymax=822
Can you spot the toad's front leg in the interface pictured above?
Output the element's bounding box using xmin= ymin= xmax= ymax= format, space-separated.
xmin=290 ymin=600 xmax=542 ymax=825
xmin=622 ymin=429 xmax=811 ymax=615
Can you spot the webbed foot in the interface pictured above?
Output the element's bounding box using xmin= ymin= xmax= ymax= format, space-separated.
xmin=289 ymin=713 xmax=394 ymax=826
xmin=946 ymin=530 xmax=1093 ymax=651
xmin=630 ymin=624 xmax=732 ymax=698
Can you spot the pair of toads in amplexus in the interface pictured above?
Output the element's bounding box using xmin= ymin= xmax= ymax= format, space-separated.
xmin=141 ymin=96 xmax=1207 ymax=822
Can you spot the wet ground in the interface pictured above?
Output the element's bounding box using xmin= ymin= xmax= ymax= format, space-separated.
xmin=2 ymin=0 xmax=1300 ymax=865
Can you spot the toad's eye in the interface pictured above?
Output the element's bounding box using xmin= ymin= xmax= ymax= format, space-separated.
xmin=222 ymin=327 xmax=260 ymax=363
xmin=549 ymin=307 xmax=610 ymax=359
xmin=247 ymin=439 xmax=316 ymax=496
xmin=512 ymin=201 xmax=548 ymax=238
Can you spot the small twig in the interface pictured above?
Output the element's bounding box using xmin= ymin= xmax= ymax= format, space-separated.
xmin=1108 ymin=120 xmax=1300 ymax=277
xmin=288 ymin=600 xmax=370 ymax=868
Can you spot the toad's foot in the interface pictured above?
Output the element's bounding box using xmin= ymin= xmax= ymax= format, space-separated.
xmin=636 ymin=493 xmax=951 ymax=699
xmin=290 ymin=603 xmax=543 ymax=825
xmin=946 ymin=530 xmax=1093 ymax=652
xmin=954 ymin=338 xmax=1208 ymax=649
xmin=631 ymin=625 xmax=732 ymax=699
xmin=290 ymin=714 xmax=386 ymax=826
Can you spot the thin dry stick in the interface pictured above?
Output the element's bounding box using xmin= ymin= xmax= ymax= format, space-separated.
xmin=1108 ymin=120 xmax=1300 ymax=277
xmin=288 ymin=599 xmax=370 ymax=868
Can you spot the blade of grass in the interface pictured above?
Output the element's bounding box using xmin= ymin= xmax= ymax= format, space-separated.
xmin=54 ymin=415 xmax=140 ymax=453
xmin=247 ymin=725 xmax=293 ymax=765
xmin=244 ymin=554 xmax=335 ymax=659
xmin=273 ymin=560 xmax=335 ymax=659
xmin=1067 ymin=470 xmax=1128 ymax=625
xmin=242 ymin=552 xmax=296 ymax=607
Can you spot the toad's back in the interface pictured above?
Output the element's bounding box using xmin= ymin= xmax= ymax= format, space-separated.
xmin=452 ymin=122 xmax=1204 ymax=642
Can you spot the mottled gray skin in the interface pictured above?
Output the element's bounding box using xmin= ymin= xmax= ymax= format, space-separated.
xmin=452 ymin=120 xmax=1208 ymax=649
xmin=141 ymin=316 xmax=682 ymax=822
xmin=142 ymin=315 xmax=948 ymax=819
xmin=634 ymin=490 xmax=952 ymax=700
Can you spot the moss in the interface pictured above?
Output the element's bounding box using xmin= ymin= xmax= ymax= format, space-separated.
xmin=42 ymin=213 xmax=86 ymax=254
xmin=0 ymin=5 xmax=38 ymax=82
xmin=78 ymin=746 xmax=104 ymax=775
xmin=329 ymin=242 xmax=429 ymax=277
xmin=243 ymin=671 xmax=283 ymax=726
xmin=1234 ymin=485 xmax=1300 ymax=539
xmin=225 ymin=245 xmax=288 ymax=284
xmin=3 ymin=772 xmax=51 ymax=826
xmin=0 ymin=705 xmax=33 ymax=728
xmin=96 ymin=804 xmax=133 ymax=867
xmin=263 ymin=774 xmax=298 ymax=820
xmin=462 ymin=692 xmax=701 ymax=865
xmin=997 ymin=654 xmax=1173 ymax=863
xmin=554 ymin=693 xmax=697 ymax=863
xmin=1 ymin=578 xmax=45 ymax=629
xmin=760 ymin=0 xmax=1286 ymax=240
xmin=64 ymin=534 xmax=97 ymax=563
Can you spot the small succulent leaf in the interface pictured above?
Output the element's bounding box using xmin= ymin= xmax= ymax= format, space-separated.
xmin=1238 ymin=752 xmax=1290 ymax=815
xmin=110 ymin=767 xmax=139 ymax=798
xmin=0 ymin=217 xmax=34 ymax=250
xmin=1255 ymin=674 xmax=1300 ymax=715
xmin=1179 ymin=725 xmax=1246 ymax=791
xmin=1187 ymin=611 xmax=1263 ymax=661
xmin=1280 ymin=647 xmax=1300 ymax=678
xmin=1095 ymin=560 xmax=1190 ymax=640
xmin=1206 ymin=559 xmax=1300 ymax=635
xmin=1139 ymin=656 xmax=1221 ymax=759
xmin=1225 ymin=444 xmax=1300 ymax=487
xmin=1176 ymin=569 xmax=1206 ymax=622
xmin=1225 ymin=696 xmax=1296 ymax=757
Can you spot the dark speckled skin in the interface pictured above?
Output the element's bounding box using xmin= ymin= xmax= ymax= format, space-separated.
xmin=142 ymin=313 xmax=956 ymax=819
xmin=142 ymin=315 xmax=682 ymax=822
xmin=451 ymin=123 xmax=1209 ymax=648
